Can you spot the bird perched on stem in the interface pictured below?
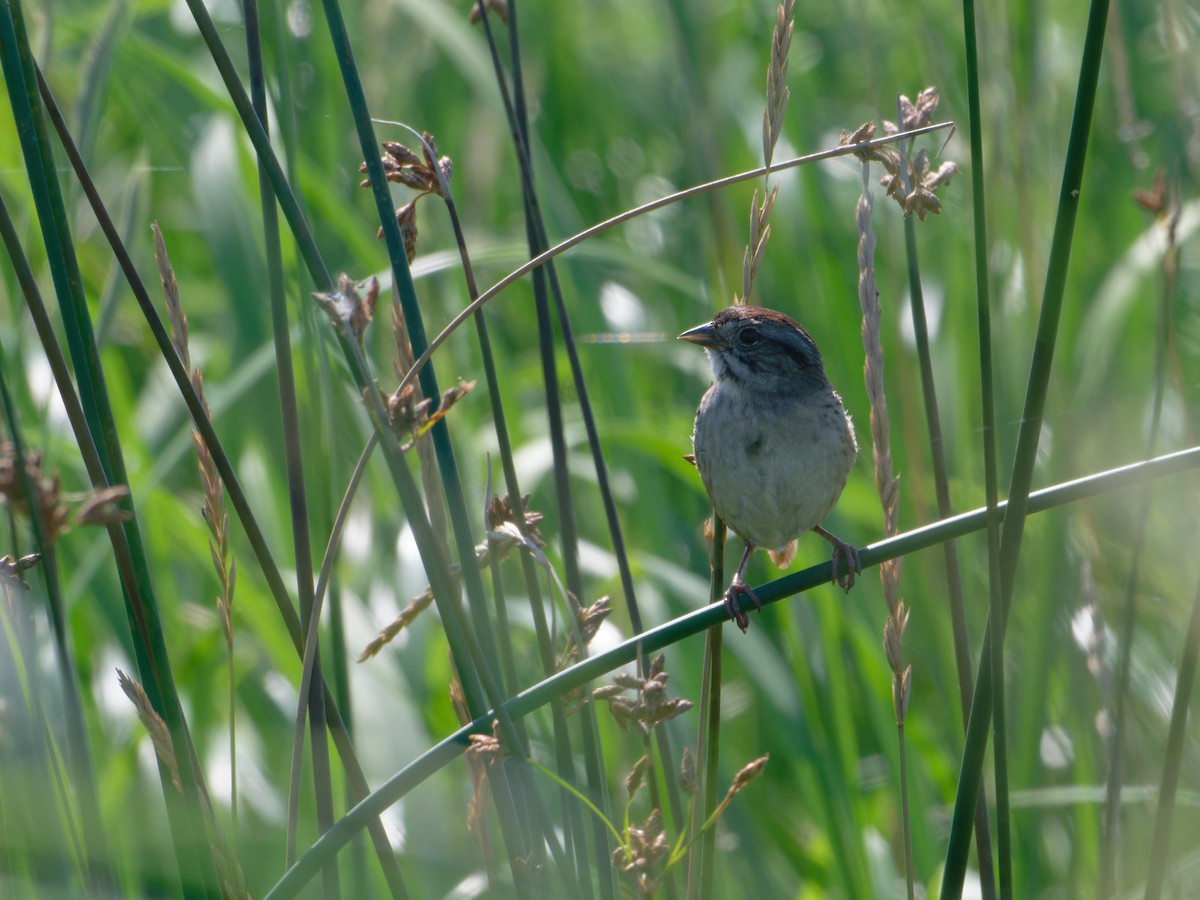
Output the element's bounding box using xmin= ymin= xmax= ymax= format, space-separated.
xmin=680 ymin=305 xmax=861 ymax=631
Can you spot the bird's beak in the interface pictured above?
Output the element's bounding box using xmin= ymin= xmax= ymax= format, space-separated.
xmin=677 ymin=321 xmax=721 ymax=348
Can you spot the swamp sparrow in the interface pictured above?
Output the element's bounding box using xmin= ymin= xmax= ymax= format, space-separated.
xmin=680 ymin=305 xmax=861 ymax=632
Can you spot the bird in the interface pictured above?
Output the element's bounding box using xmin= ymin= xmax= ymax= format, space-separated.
xmin=679 ymin=305 xmax=861 ymax=632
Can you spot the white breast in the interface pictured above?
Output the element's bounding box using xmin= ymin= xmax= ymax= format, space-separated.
xmin=692 ymin=380 xmax=856 ymax=553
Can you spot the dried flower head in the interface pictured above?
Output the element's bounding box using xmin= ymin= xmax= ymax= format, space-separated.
xmin=312 ymin=274 xmax=379 ymax=344
xmin=612 ymin=808 xmax=670 ymax=897
xmin=380 ymin=377 xmax=476 ymax=449
xmin=898 ymin=86 xmax=940 ymax=132
xmin=362 ymin=136 xmax=452 ymax=199
xmin=594 ymin=655 xmax=693 ymax=735
xmin=467 ymin=0 xmax=509 ymax=24
xmin=558 ymin=595 xmax=613 ymax=672
xmin=485 ymin=492 xmax=545 ymax=548
xmin=466 ymin=719 xmax=508 ymax=768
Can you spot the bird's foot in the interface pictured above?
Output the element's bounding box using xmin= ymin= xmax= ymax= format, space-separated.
xmin=816 ymin=526 xmax=862 ymax=593
xmin=723 ymin=580 xmax=762 ymax=633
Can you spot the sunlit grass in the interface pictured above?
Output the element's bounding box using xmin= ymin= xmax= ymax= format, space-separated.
xmin=2 ymin=0 xmax=1198 ymax=897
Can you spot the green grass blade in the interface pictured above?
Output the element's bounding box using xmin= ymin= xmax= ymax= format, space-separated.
xmin=941 ymin=0 xmax=1113 ymax=894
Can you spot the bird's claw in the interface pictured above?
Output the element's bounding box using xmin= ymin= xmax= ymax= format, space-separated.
xmin=830 ymin=540 xmax=862 ymax=593
xmin=723 ymin=580 xmax=762 ymax=633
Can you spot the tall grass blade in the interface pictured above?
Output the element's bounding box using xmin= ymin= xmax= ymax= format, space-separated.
xmin=941 ymin=0 xmax=1112 ymax=894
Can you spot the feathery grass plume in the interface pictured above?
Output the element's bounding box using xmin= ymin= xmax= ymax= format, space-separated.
xmin=849 ymin=127 xmax=915 ymax=897
xmin=738 ymin=0 xmax=793 ymax=304
xmin=152 ymin=222 xmax=240 ymax=843
xmin=846 ymin=130 xmax=908 ymax=715
xmin=118 ymin=668 xmax=181 ymax=792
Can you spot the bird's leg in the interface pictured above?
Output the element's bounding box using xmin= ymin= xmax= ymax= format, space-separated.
xmin=814 ymin=525 xmax=861 ymax=592
xmin=723 ymin=542 xmax=761 ymax=633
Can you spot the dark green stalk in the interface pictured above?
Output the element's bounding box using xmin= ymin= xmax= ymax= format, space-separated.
xmin=1 ymin=4 xmax=219 ymax=893
xmin=29 ymin=52 xmax=407 ymax=897
xmin=331 ymin=318 xmax=535 ymax=879
xmin=0 ymin=354 xmax=112 ymax=894
xmin=955 ymin=0 xmax=1012 ymax=897
xmin=311 ymin=36 xmax=531 ymax=884
xmin=239 ymin=5 xmax=338 ymax=892
xmin=265 ymin=445 xmax=1200 ymax=900
xmin=476 ymin=4 xmax=621 ymax=892
xmin=961 ymin=0 xmax=1007 ymax=892
xmin=314 ymin=17 xmax=530 ymax=830
xmin=900 ymin=152 xmax=998 ymax=900
xmin=941 ymin=0 xmax=1111 ymax=893
xmin=690 ymin=517 xmax=725 ymax=900
xmin=0 ymin=193 xmax=116 ymax=895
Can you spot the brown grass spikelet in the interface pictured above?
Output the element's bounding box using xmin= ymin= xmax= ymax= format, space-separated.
xmin=705 ymin=754 xmax=770 ymax=824
xmin=467 ymin=0 xmax=509 ymax=24
xmin=117 ymin=668 xmax=181 ymax=792
xmin=853 ymin=150 xmax=910 ymax=727
xmin=763 ymin=0 xmax=795 ymax=169
xmin=625 ymin=753 xmax=651 ymax=797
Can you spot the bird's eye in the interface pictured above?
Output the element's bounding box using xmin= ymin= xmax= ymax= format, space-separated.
xmin=738 ymin=327 xmax=761 ymax=346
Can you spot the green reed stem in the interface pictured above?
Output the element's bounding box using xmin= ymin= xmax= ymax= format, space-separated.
xmin=941 ymin=0 xmax=1111 ymax=893
xmin=265 ymin=445 xmax=1200 ymax=900
xmin=1 ymin=4 xmax=220 ymax=893
xmin=961 ymin=0 xmax=1007 ymax=892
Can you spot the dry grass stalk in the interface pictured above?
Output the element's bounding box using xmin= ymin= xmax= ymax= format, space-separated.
xmin=118 ymin=669 xmax=250 ymax=898
xmin=852 ymin=157 xmax=911 ymax=723
xmin=117 ymin=668 xmax=181 ymax=792
xmin=153 ymin=223 xmax=236 ymax=654
xmin=153 ymin=222 xmax=241 ymax=847
xmin=738 ymin=0 xmax=794 ymax=304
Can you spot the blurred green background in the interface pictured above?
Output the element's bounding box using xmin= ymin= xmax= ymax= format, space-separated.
xmin=2 ymin=0 xmax=1199 ymax=896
